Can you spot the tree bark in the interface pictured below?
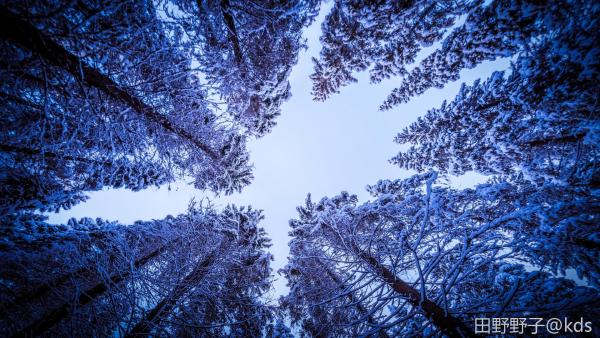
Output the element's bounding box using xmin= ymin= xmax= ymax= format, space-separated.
xmin=219 ymin=0 xmax=244 ymax=67
xmin=320 ymin=219 xmax=474 ymax=337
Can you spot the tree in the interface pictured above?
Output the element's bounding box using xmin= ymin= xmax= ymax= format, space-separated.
xmin=282 ymin=240 xmax=390 ymax=337
xmin=392 ymin=18 xmax=599 ymax=183
xmin=0 ymin=1 xmax=235 ymax=219
xmin=0 ymin=204 xmax=273 ymax=337
xmin=311 ymin=0 xmax=463 ymax=102
xmin=283 ymin=173 xmax=600 ymax=336
xmin=165 ymin=205 xmax=275 ymax=337
xmin=0 ymin=1 xmax=316 ymax=336
xmin=310 ymin=0 xmax=599 ymax=309
xmin=390 ymin=2 xmax=599 ymax=286
xmin=181 ymin=0 xmax=320 ymax=136
xmin=311 ymin=0 xmax=594 ymax=110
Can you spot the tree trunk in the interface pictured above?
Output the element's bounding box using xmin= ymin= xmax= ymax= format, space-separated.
xmin=355 ymin=247 xmax=475 ymax=338
xmin=219 ymin=0 xmax=244 ymax=67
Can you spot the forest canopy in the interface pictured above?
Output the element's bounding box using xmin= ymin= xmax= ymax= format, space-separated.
xmin=1 ymin=0 xmax=598 ymax=337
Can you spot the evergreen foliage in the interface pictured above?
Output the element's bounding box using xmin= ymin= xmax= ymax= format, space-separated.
xmin=0 ymin=204 xmax=274 ymax=337
xmin=1 ymin=0 xmax=597 ymax=336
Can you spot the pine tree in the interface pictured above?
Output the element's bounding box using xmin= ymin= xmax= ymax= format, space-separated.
xmin=392 ymin=18 xmax=599 ymax=183
xmin=283 ymin=173 xmax=600 ymax=336
xmin=174 ymin=0 xmax=320 ymax=136
xmin=311 ymin=0 xmax=595 ymax=111
xmin=378 ymin=0 xmax=579 ymax=109
xmin=390 ymin=3 xmax=600 ymax=286
xmin=282 ymin=238 xmax=390 ymax=337
xmin=310 ymin=0 xmax=599 ymax=309
xmin=0 ymin=204 xmax=273 ymax=337
xmin=311 ymin=0 xmax=467 ymax=102
xmin=167 ymin=205 xmax=274 ymax=337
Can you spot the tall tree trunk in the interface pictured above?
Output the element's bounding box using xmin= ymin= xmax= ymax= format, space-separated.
xmin=0 ymin=6 xmax=218 ymax=161
xmin=219 ymin=0 xmax=244 ymax=67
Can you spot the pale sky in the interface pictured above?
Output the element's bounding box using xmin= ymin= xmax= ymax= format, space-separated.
xmin=48 ymin=4 xmax=510 ymax=298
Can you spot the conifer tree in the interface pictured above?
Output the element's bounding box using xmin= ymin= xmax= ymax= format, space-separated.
xmin=311 ymin=0 xmax=596 ymax=111
xmin=187 ymin=0 xmax=320 ymax=136
xmin=310 ymin=0 xmax=599 ymax=305
xmin=283 ymin=173 xmax=600 ymax=336
xmin=311 ymin=0 xmax=463 ymax=102
xmin=0 ymin=0 xmax=319 ymax=218
xmin=390 ymin=3 xmax=600 ymax=286
xmin=0 ymin=204 xmax=273 ymax=337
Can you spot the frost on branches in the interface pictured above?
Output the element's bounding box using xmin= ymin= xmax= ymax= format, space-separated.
xmin=0 ymin=0 xmax=318 ymax=218
xmin=0 ymin=1 xmax=317 ymax=335
xmin=390 ymin=0 xmax=599 ymax=289
xmin=189 ymin=0 xmax=320 ymax=136
xmin=299 ymin=2 xmax=599 ymax=335
xmin=1 ymin=0 xmax=598 ymax=336
xmin=0 ymin=204 xmax=274 ymax=337
xmin=282 ymin=173 xmax=599 ymax=337
xmin=312 ymin=0 xmax=598 ymax=111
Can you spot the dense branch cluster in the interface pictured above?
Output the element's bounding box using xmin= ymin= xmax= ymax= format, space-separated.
xmin=282 ymin=173 xmax=599 ymax=336
xmin=0 ymin=0 xmax=319 ymax=218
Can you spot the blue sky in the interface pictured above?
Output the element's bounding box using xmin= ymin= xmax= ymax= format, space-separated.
xmin=48 ymin=4 xmax=509 ymax=297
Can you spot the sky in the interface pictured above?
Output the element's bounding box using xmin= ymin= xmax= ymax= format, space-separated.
xmin=48 ymin=4 xmax=510 ymax=298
